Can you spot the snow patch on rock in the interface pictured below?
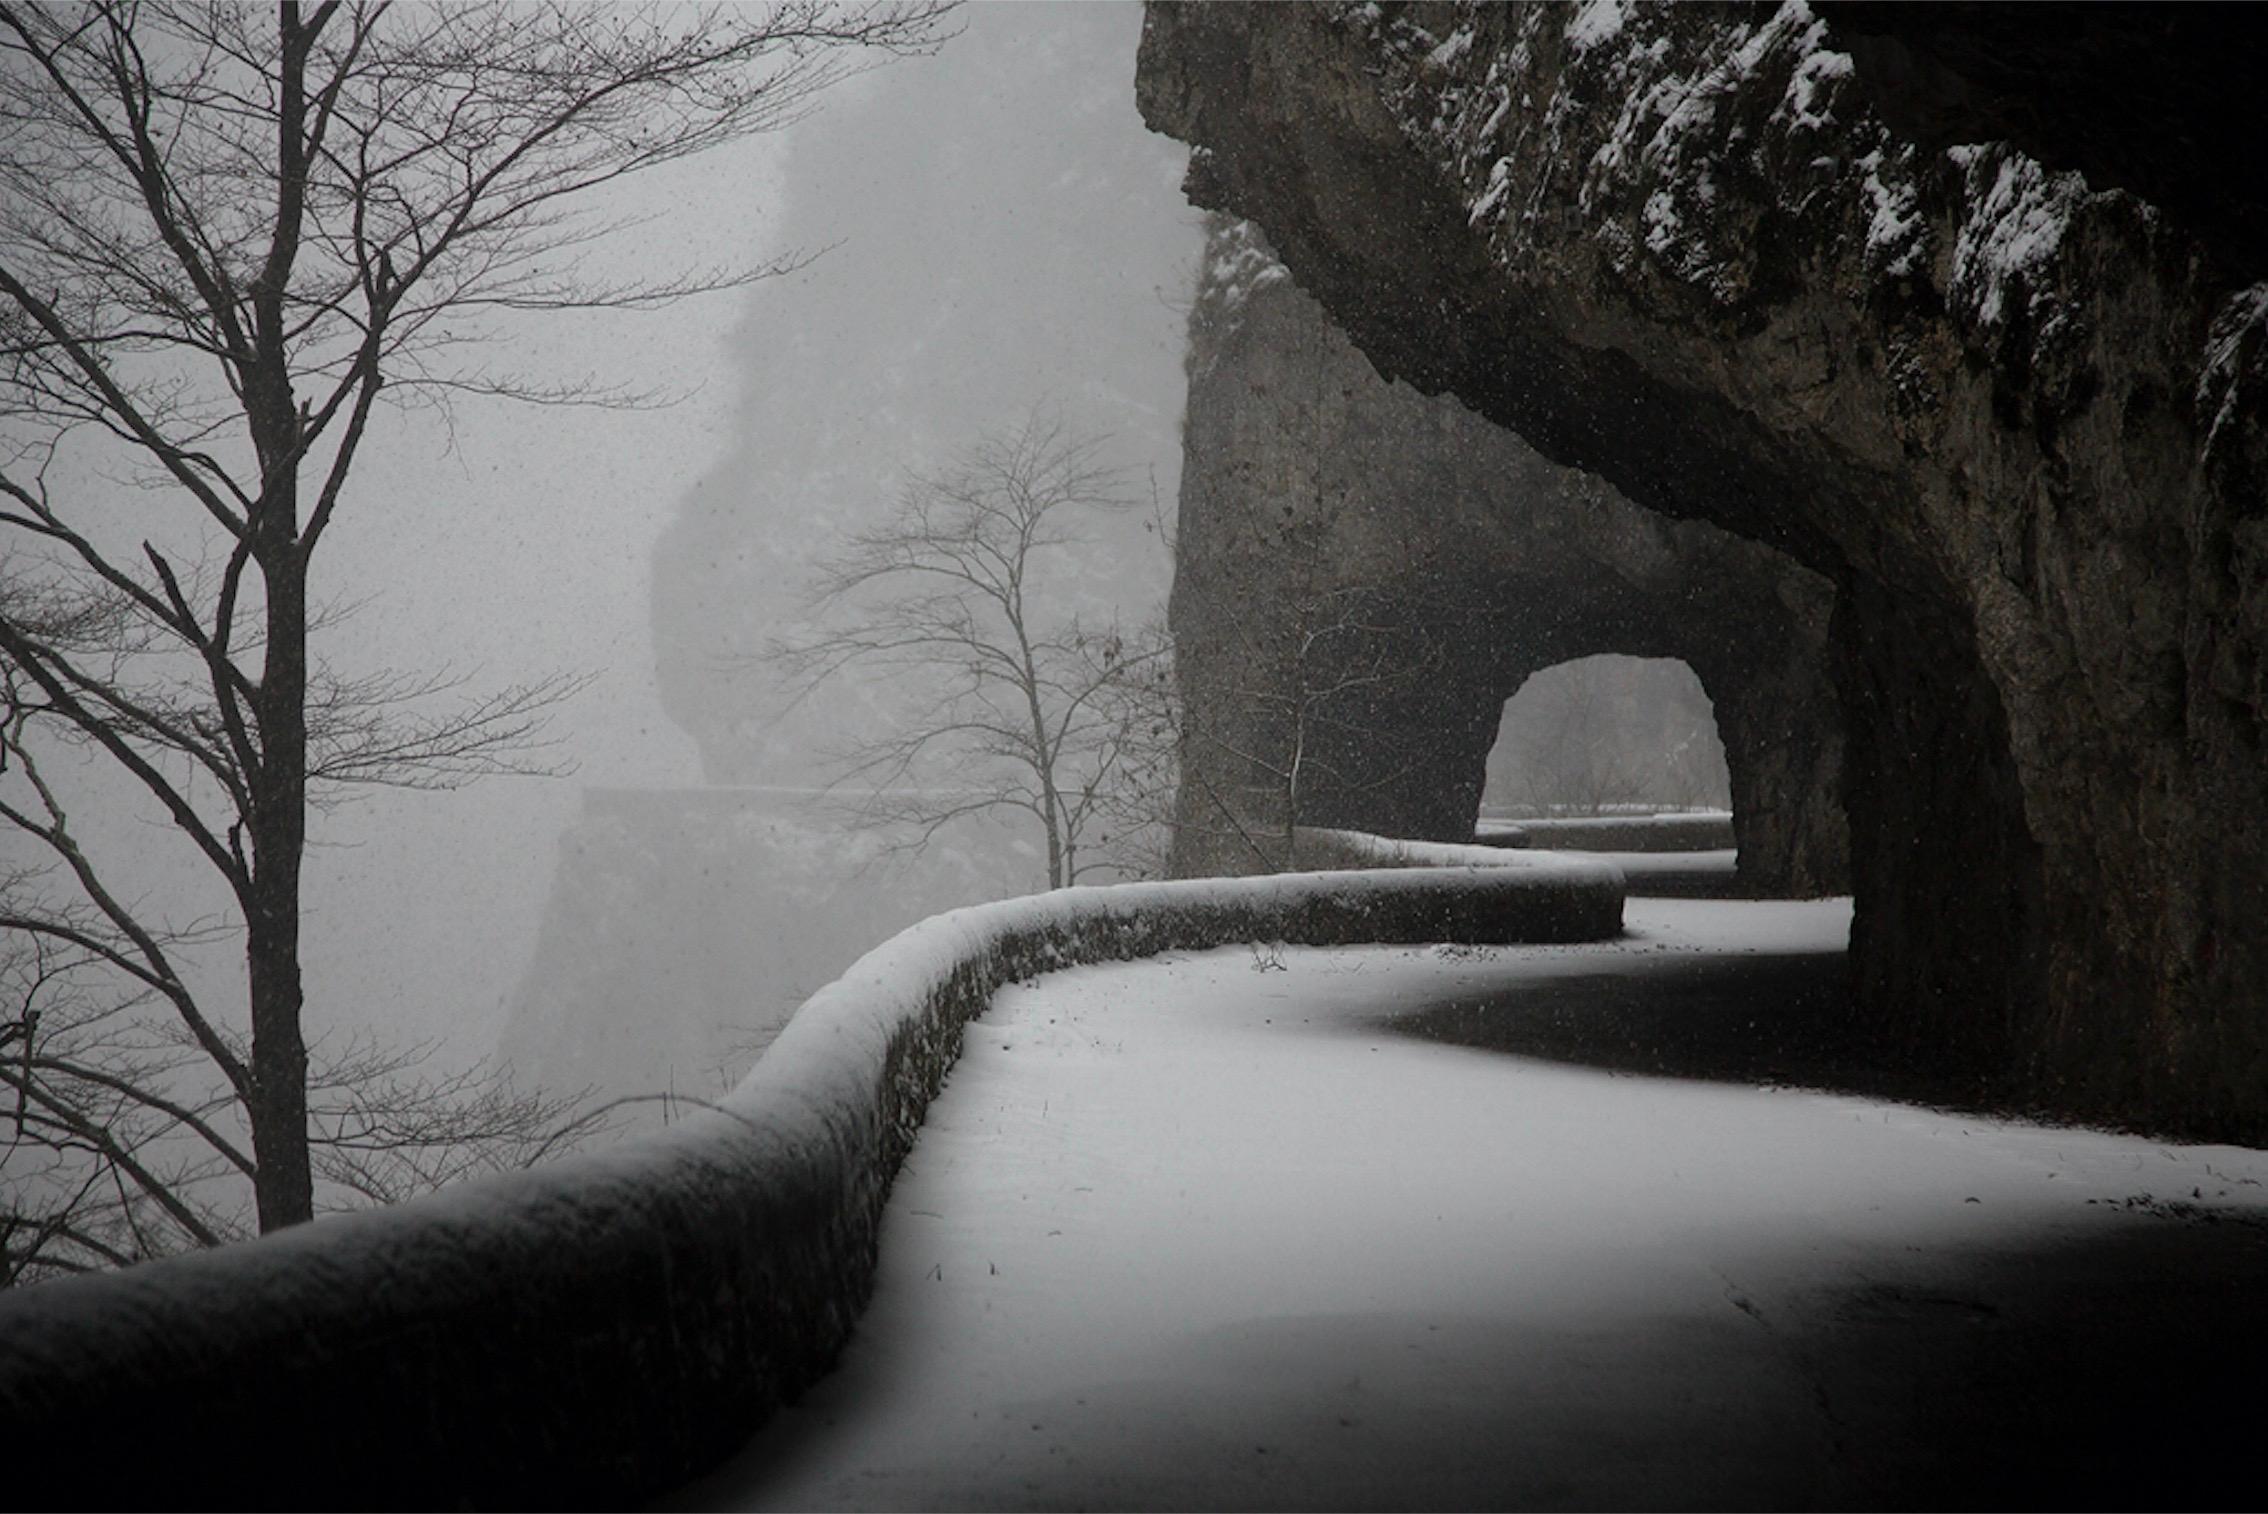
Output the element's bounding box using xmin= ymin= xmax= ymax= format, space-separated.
xmin=1425 ymin=24 xmax=1475 ymax=71
xmin=1470 ymin=155 xmax=1516 ymax=226
xmin=1773 ymin=30 xmax=1852 ymax=133
xmin=1196 ymin=215 xmax=1291 ymax=319
xmin=1858 ymin=146 xmax=1926 ymax=278
xmin=1509 ymin=2 xmax=1849 ymax=300
xmin=2198 ymin=282 xmax=2268 ymax=454
xmin=1948 ymin=144 xmax=2091 ymax=330
xmin=1354 ymin=0 xmax=2146 ymax=360
xmin=1563 ymin=0 xmax=1626 ymax=54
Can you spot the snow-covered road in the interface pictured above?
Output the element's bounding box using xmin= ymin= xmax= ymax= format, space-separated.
xmin=674 ymin=898 xmax=2268 ymax=1510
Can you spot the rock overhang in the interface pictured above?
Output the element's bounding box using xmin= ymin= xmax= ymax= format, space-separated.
xmin=1138 ymin=0 xmax=2268 ymax=1138
xmin=1167 ymin=211 xmax=1847 ymax=895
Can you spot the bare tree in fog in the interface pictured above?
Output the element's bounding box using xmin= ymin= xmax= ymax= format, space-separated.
xmin=1081 ymin=612 xmax=1180 ymax=881
xmin=0 ymin=908 xmax=614 ymax=1284
xmin=1497 ymin=658 xmax=1646 ymax=816
xmin=0 ymin=0 xmax=952 ymax=1249
xmin=1176 ymin=583 xmax=1451 ymax=871
xmin=770 ymin=413 xmax=1168 ymax=889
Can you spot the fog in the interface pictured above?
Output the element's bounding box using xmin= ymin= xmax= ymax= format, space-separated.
xmin=6 ymin=1 xmax=1719 ymax=1200
xmin=301 ymin=4 xmax=1197 ymax=1100
xmin=650 ymin=4 xmax=1196 ymax=782
xmin=273 ymin=135 xmax=777 ymax=1062
xmin=1480 ymin=655 xmax=1733 ymax=818
xmin=0 ymin=2 xmax=1190 ymax=1149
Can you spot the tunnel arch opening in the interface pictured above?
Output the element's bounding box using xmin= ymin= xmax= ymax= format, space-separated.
xmin=1479 ymin=654 xmax=1730 ymax=820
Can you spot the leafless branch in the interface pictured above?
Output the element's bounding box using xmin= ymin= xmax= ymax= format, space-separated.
xmin=762 ymin=408 xmax=1165 ymax=890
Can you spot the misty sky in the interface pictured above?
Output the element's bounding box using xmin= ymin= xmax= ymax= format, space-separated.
xmin=290 ymin=2 xmax=1196 ymax=1062
xmin=654 ymin=1 xmax=1198 ymax=784
xmin=12 ymin=4 xmax=1721 ymax=1079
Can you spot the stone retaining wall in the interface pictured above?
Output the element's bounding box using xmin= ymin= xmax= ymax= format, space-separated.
xmin=1512 ymin=812 xmax=1739 ymax=854
xmin=1 ymin=861 xmax=1620 ymax=1509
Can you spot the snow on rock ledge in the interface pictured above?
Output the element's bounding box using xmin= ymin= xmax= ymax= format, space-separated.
xmin=0 ymin=859 xmax=1620 ymax=1507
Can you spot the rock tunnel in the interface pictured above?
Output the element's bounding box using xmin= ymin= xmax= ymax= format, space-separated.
xmin=1168 ymin=214 xmax=1848 ymax=895
xmin=1139 ymin=2 xmax=2268 ymax=1138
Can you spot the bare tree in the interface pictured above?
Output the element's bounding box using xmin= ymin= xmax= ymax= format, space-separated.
xmin=1173 ymin=582 xmax=1452 ymax=873
xmin=769 ymin=412 xmax=1166 ymax=890
xmin=0 ymin=922 xmax=616 ymax=1287
xmin=0 ymin=0 xmax=951 ymax=1242
xmin=1081 ymin=612 xmax=1179 ymax=880
xmin=1498 ymin=658 xmax=1645 ymax=816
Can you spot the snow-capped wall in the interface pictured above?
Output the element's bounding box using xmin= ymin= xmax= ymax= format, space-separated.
xmin=1138 ymin=1 xmax=2268 ymax=1140
xmin=0 ymin=859 xmax=1620 ymax=1507
xmin=1293 ymin=824 xmax=1613 ymax=875
xmin=1513 ymin=811 xmax=1738 ymax=854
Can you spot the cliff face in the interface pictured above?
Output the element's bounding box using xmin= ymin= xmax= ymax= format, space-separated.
xmin=1171 ymin=216 xmax=1846 ymax=894
xmin=1139 ymin=2 xmax=2268 ymax=1136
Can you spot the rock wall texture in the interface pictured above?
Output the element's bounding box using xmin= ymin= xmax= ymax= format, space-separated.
xmin=1171 ymin=215 xmax=1848 ymax=895
xmin=0 ymin=862 xmax=1619 ymax=1509
xmin=1138 ymin=1 xmax=2268 ymax=1137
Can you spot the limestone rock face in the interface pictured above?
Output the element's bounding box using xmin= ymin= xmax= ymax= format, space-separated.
xmin=1138 ymin=1 xmax=2268 ymax=1136
xmin=1170 ymin=215 xmax=1847 ymax=895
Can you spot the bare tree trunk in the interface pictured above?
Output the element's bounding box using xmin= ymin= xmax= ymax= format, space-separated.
xmin=236 ymin=5 xmax=317 ymax=1233
xmin=244 ymin=475 xmax=315 ymax=1231
xmin=246 ymin=538 xmax=313 ymax=1231
xmin=245 ymin=903 xmax=312 ymax=1232
xmin=1282 ymin=724 xmax=1304 ymax=868
xmin=246 ymin=21 xmax=309 ymax=1230
xmin=1012 ymin=605 xmax=1068 ymax=890
xmin=1029 ymin=674 xmax=1064 ymax=888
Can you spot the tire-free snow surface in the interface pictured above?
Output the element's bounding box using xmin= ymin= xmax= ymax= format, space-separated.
xmin=676 ymin=899 xmax=2268 ymax=1510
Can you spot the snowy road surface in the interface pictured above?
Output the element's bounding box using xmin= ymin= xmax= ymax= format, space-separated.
xmin=673 ymin=899 xmax=2268 ymax=1510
